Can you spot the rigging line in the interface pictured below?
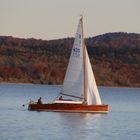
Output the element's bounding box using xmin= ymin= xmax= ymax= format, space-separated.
xmin=81 ymin=16 xmax=87 ymax=102
xmin=53 ymin=93 xmax=61 ymax=102
xmin=60 ymin=93 xmax=83 ymax=99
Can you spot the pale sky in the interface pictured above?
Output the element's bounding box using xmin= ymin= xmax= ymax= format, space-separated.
xmin=0 ymin=0 xmax=140 ymax=40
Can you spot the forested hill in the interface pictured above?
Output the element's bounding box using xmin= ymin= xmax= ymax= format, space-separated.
xmin=0 ymin=32 xmax=140 ymax=87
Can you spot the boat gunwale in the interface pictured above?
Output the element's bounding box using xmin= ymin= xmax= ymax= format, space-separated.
xmin=28 ymin=103 xmax=109 ymax=113
xmin=28 ymin=109 xmax=109 ymax=113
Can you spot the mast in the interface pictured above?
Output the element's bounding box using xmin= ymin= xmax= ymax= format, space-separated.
xmin=81 ymin=15 xmax=87 ymax=103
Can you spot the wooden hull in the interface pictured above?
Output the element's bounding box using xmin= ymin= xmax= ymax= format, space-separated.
xmin=28 ymin=103 xmax=109 ymax=113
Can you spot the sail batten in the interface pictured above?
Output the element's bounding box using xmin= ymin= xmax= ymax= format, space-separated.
xmin=62 ymin=17 xmax=102 ymax=105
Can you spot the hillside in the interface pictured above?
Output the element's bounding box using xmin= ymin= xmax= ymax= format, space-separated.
xmin=0 ymin=32 xmax=140 ymax=87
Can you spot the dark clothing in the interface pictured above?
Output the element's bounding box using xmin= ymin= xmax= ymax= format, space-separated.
xmin=59 ymin=96 xmax=63 ymax=100
xmin=37 ymin=98 xmax=42 ymax=104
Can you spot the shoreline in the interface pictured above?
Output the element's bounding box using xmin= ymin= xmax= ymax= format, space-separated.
xmin=0 ymin=82 xmax=139 ymax=88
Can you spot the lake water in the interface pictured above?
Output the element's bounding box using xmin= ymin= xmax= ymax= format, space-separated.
xmin=0 ymin=84 xmax=140 ymax=140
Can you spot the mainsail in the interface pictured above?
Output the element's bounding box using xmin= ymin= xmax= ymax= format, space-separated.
xmin=62 ymin=17 xmax=102 ymax=105
xmin=62 ymin=18 xmax=84 ymax=98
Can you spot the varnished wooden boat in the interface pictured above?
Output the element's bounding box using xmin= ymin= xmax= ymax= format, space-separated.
xmin=28 ymin=102 xmax=109 ymax=113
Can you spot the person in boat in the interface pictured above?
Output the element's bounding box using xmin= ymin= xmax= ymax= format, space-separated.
xmin=37 ymin=97 xmax=43 ymax=104
xmin=59 ymin=96 xmax=63 ymax=100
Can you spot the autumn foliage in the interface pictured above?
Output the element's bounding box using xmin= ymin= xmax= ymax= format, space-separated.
xmin=0 ymin=32 xmax=140 ymax=87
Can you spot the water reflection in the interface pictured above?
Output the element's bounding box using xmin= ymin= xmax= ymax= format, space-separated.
xmin=56 ymin=113 xmax=105 ymax=140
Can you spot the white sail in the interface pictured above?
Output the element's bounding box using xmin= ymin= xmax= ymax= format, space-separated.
xmin=62 ymin=17 xmax=102 ymax=105
xmin=62 ymin=18 xmax=84 ymax=98
xmin=85 ymin=47 xmax=102 ymax=105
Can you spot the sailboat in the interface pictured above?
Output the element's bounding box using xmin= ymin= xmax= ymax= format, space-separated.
xmin=28 ymin=16 xmax=109 ymax=113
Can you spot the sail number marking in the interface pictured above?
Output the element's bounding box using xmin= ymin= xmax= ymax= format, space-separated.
xmin=73 ymin=48 xmax=80 ymax=57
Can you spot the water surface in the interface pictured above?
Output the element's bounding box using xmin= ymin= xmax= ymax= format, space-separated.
xmin=0 ymin=84 xmax=140 ymax=140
